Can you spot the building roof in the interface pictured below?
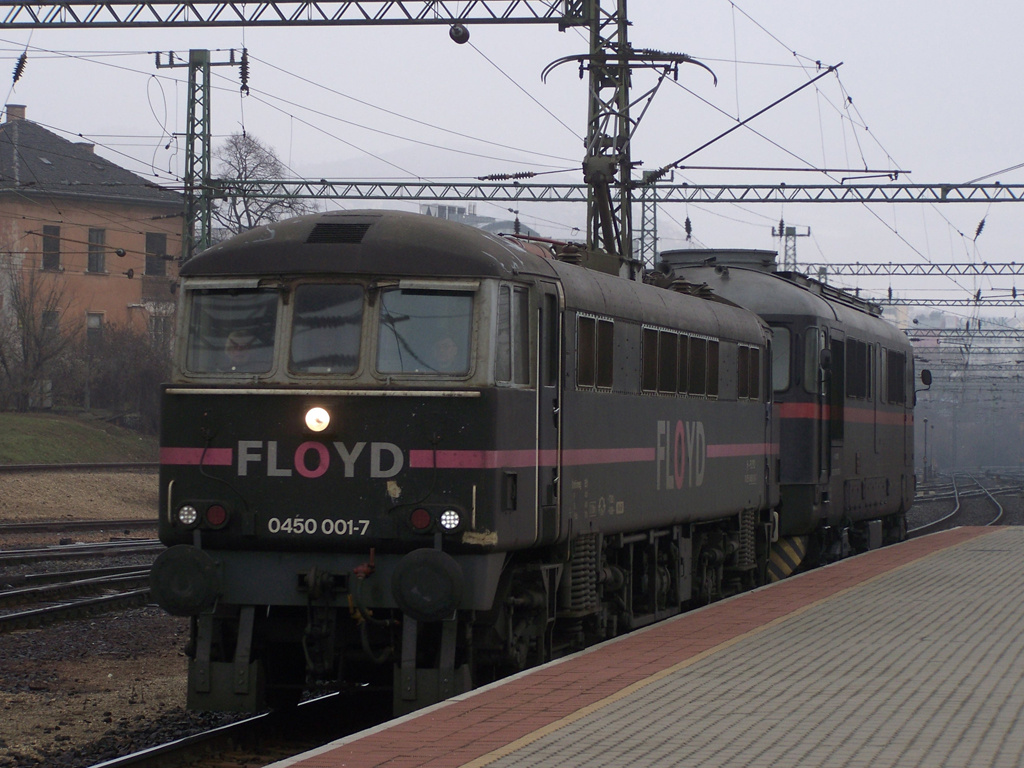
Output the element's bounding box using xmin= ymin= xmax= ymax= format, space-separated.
xmin=0 ymin=105 xmax=182 ymax=208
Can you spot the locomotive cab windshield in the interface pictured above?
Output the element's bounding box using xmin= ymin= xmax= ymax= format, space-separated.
xmin=177 ymin=276 xmax=534 ymax=387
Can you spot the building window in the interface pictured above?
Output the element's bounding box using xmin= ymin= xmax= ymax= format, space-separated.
xmin=88 ymin=229 xmax=105 ymax=273
xmin=42 ymin=226 xmax=60 ymax=270
xmin=145 ymin=232 xmax=167 ymax=276
xmin=87 ymin=312 xmax=103 ymax=349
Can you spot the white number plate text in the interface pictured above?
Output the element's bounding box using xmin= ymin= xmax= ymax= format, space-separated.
xmin=267 ymin=517 xmax=370 ymax=535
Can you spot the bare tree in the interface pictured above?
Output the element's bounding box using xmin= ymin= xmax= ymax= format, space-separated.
xmin=0 ymin=255 xmax=79 ymax=411
xmin=212 ymin=132 xmax=319 ymax=237
xmin=68 ymin=322 xmax=170 ymax=433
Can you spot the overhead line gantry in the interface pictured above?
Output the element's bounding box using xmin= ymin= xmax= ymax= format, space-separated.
xmin=0 ymin=1 xmax=586 ymax=28
xmin=5 ymin=0 xmax=1024 ymax=284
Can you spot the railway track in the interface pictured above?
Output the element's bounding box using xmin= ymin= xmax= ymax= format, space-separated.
xmin=909 ymin=473 xmax=1010 ymax=534
xmin=0 ymin=588 xmax=153 ymax=634
xmin=0 ymin=462 xmax=157 ymax=474
xmin=0 ymin=538 xmax=161 ymax=632
xmin=0 ymin=518 xmax=156 ymax=535
xmin=82 ymin=690 xmax=390 ymax=768
xmin=0 ymin=539 xmax=163 ymax=567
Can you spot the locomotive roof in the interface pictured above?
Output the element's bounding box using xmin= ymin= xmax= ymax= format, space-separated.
xmin=660 ymin=252 xmax=908 ymax=348
xmin=183 ymin=209 xmax=559 ymax=281
xmin=185 ymin=210 xmax=769 ymax=346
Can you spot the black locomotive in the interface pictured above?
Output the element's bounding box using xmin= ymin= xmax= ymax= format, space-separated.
xmin=659 ymin=249 xmax=919 ymax=574
xmin=150 ymin=210 xmax=919 ymax=714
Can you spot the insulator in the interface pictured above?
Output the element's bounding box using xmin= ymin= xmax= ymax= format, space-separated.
xmin=975 ymin=218 xmax=986 ymax=239
xmin=12 ymin=53 xmax=26 ymax=85
xmin=477 ymin=171 xmax=535 ymax=181
xmin=684 ymin=216 xmax=692 ymax=240
xmin=239 ymin=48 xmax=250 ymax=95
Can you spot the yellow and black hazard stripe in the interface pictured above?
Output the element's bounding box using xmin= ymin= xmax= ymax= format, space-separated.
xmin=768 ymin=536 xmax=809 ymax=582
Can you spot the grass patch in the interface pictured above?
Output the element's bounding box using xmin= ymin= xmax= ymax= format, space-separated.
xmin=0 ymin=413 xmax=157 ymax=464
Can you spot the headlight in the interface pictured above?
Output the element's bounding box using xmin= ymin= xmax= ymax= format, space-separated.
xmin=176 ymin=504 xmax=199 ymax=527
xmin=305 ymin=407 xmax=330 ymax=432
xmin=439 ymin=509 xmax=461 ymax=531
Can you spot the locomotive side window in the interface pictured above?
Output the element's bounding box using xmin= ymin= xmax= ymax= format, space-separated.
xmin=886 ymin=349 xmax=907 ymax=404
xmin=641 ymin=328 xmax=658 ymax=392
xmin=577 ymin=316 xmax=596 ymax=387
xmin=689 ymin=337 xmax=707 ymax=396
xmin=289 ymin=284 xmax=363 ymax=374
xmin=644 ymin=327 xmax=719 ymax=397
xmin=707 ymin=340 xmax=720 ymax=397
xmin=737 ymin=345 xmax=761 ymax=401
xmin=377 ymin=289 xmax=473 ymax=374
xmin=803 ymin=327 xmax=822 ymax=394
xmin=749 ymin=347 xmax=760 ymax=400
xmin=677 ymin=335 xmax=689 ymax=395
xmin=738 ymin=346 xmax=749 ymax=399
xmin=658 ymin=331 xmax=678 ymax=393
xmin=186 ymin=289 xmax=279 ymax=374
xmin=495 ymin=285 xmax=530 ymax=385
xmin=846 ymin=338 xmax=871 ymax=400
xmin=596 ymin=319 xmax=614 ymax=389
xmin=770 ymin=327 xmax=791 ymax=392
xmin=577 ymin=314 xmax=614 ymax=390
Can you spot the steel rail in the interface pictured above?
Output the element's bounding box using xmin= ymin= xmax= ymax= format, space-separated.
xmin=0 ymin=462 xmax=157 ymax=473
xmin=0 ymin=540 xmax=163 ymax=566
xmin=0 ymin=570 xmax=151 ymax=610
xmin=0 ymin=518 xmax=156 ymax=534
xmin=4 ymin=563 xmax=155 ymax=588
xmin=86 ymin=691 xmax=388 ymax=768
xmin=0 ymin=588 xmax=152 ymax=633
xmin=969 ymin=475 xmax=1005 ymax=526
xmin=909 ymin=473 xmax=962 ymax=534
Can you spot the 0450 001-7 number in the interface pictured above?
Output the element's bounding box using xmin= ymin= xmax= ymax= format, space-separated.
xmin=267 ymin=517 xmax=370 ymax=535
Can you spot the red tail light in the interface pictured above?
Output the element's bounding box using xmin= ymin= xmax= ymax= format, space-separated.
xmin=205 ymin=504 xmax=229 ymax=528
xmin=410 ymin=508 xmax=432 ymax=531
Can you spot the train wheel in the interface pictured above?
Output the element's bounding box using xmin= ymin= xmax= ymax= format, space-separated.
xmin=767 ymin=536 xmax=809 ymax=582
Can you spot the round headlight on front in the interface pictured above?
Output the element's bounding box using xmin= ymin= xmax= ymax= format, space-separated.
xmin=305 ymin=407 xmax=330 ymax=432
xmin=176 ymin=504 xmax=199 ymax=527
xmin=439 ymin=509 xmax=461 ymax=531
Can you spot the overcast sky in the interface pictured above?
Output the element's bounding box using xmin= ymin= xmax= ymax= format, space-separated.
xmin=1 ymin=1 xmax=1021 ymax=320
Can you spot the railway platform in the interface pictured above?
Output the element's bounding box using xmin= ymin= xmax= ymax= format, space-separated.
xmin=269 ymin=526 xmax=1024 ymax=768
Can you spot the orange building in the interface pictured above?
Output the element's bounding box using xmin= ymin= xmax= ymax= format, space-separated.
xmin=0 ymin=104 xmax=182 ymax=347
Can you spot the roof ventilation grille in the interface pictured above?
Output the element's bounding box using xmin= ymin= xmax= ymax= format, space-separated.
xmin=307 ymin=222 xmax=373 ymax=244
